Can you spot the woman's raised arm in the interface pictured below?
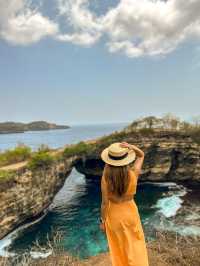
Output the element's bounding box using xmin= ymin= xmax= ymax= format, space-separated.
xmin=120 ymin=142 xmax=145 ymax=178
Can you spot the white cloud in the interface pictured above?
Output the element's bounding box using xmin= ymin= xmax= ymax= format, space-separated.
xmin=107 ymin=40 xmax=144 ymax=58
xmin=56 ymin=0 xmax=103 ymax=46
xmin=1 ymin=0 xmax=200 ymax=57
xmin=56 ymin=0 xmax=200 ymax=57
xmin=0 ymin=0 xmax=58 ymax=45
xmin=56 ymin=32 xmax=101 ymax=46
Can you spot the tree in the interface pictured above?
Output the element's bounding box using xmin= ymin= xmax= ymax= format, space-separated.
xmin=181 ymin=121 xmax=192 ymax=131
xmin=144 ymin=116 xmax=157 ymax=129
xmin=162 ymin=113 xmax=180 ymax=130
xmin=192 ymin=116 xmax=200 ymax=127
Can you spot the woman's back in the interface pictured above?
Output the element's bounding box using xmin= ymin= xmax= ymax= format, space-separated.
xmin=105 ymin=169 xmax=138 ymax=203
xmin=103 ymin=169 xmax=139 ymax=226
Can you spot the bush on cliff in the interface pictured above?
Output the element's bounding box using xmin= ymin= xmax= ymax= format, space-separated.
xmin=0 ymin=170 xmax=15 ymax=181
xmin=63 ymin=141 xmax=94 ymax=158
xmin=28 ymin=151 xmax=55 ymax=171
xmin=96 ymin=131 xmax=129 ymax=146
xmin=0 ymin=145 xmax=31 ymax=167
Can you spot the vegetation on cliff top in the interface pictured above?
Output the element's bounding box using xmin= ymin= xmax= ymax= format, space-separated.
xmin=63 ymin=141 xmax=95 ymax=158
xmin=126 ymin=113 xmax=200 ymax=131
xmin=0 ymin=170 xmax=15 ymax=181
xmin=27 ymin=151 xmax=55 ymax=171
xmin=125 ymin=113 xmax=200 ymax=144
xmin=0 ymin=144 xmax=31 ymax=167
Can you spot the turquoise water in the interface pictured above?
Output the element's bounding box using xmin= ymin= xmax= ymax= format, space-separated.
xmin=6 ymin=169 xmax=191 ymax=259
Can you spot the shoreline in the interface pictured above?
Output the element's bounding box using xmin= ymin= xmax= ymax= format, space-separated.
xmin=0 ymin=128 xmax=70 ymax=135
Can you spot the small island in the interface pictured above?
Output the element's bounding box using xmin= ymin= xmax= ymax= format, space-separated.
xmin=0 ymin=121 xmax=70 ymax=134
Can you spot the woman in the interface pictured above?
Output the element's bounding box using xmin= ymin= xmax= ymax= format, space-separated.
xmin=100 ymin=142 xmax=149 ymax=266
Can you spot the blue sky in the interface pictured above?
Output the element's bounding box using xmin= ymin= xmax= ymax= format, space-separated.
xmin=0 ymin=0 xmax=200 ymax=125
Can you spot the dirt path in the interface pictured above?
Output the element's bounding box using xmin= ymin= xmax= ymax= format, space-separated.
xmin=0 ymin=161 xmax=27 ymax=171
xmin=0 ymin=147 xmax=66 ymax=172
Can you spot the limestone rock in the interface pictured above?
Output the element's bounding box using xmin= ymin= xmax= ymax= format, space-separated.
xmin=0 ymin=159 xmax=74 ymax=239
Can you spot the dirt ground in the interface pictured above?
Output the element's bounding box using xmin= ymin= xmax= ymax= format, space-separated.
xmin=1 ymin=231 xmax=199 ymax=266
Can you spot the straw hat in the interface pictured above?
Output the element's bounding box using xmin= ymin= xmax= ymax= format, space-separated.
xmin=101 ymin=142 xmax=136 ymax=166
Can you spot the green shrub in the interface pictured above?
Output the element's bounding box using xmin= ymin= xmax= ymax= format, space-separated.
xmin=0 ymin=170 xmax=15 ymax=181
xmin=28 ymin=151 xmax=54 ymax=171
xmin=95 ymin=131 xmax=135 ymax=150
xmin=63 ymin=141 xmax=94 ymax=158
xmin=0 ymin=153 xmax=7 ymax=167
xmin=0 ymin=145 xmax=31 ymax=167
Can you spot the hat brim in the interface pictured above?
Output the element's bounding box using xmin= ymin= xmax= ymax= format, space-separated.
xmin=101 ymin=147 xmax=136 ymax=166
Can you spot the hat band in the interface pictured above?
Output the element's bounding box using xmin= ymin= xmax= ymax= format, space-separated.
xmin=108 ymin=152 xmax=128 ymax=160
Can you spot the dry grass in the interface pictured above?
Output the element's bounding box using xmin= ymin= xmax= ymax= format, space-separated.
xmin=147 ymin=230 xmax=200 ymax=266
xmin=0 ymin=230 xmax=199 ymax=266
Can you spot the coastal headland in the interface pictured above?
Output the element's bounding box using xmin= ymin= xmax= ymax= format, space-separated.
xmin=0 ymin=121 xmax=70 ymax=134
xmin=0 ymin=115 xmax=199 ymax=264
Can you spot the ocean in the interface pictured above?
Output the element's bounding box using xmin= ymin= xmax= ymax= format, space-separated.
xmin=0 ymin=123 xmax=128 ymax=151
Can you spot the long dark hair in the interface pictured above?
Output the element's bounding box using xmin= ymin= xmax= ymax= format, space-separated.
xmin=103 ymin=163 xmax=131 ymax=197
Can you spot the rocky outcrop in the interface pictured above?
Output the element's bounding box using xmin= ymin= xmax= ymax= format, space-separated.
xmin=0 ymin=157 xmax=76 ymax=239
xmin=75 ymin=131 xmax=200 ymax=183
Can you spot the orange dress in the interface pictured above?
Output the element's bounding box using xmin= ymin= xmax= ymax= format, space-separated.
xmin=102 ymin=170 xmax=149 ymax=266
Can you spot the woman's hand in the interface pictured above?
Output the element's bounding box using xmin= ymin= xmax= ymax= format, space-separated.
xmin=99 ymin=222 xmax=106 ymax=233
xmin=120 ymin=142 xmax=132 ymax=149
xmin=120 ymin=142 xmax=144 ymax=158
xmin=120 ymin=141 xmax=144 ymax=178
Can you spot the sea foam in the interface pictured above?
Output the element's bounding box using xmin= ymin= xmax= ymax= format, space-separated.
xmin=155 ymin=195 xmax=184 ymax=217
xmin=154 ymin=183 xmax=187 ymax=218
xmin=0 ymin=230 xmax=16 ymax=257
xmin=0 ymin=211 xmax=48 ymax=258
xmin=144 ymin=181 xmax=178 ymax=187
xmin=30 ymin=250 xmax=52 ymax=259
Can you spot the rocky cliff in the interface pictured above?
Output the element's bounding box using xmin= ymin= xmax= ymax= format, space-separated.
xmin=75 ymin=131 xmax=200 ymax=183
xmin=0 ymin=157 xmax=76 ymax=240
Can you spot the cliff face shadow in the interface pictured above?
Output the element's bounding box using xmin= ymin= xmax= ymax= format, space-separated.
xmin=75 ymin=158 xmax=105 ymax=178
